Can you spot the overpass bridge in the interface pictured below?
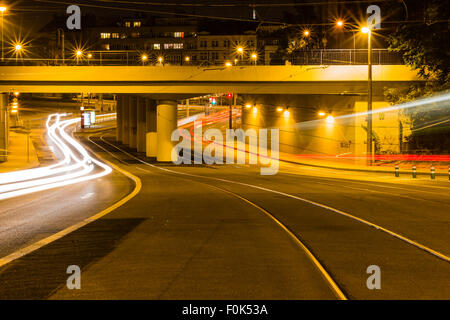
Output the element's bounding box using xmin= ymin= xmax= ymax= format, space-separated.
xmin=0 ymin=65 xmax=423 ymax=162
xmin=0 ymin=65 xmax=421 ymax=95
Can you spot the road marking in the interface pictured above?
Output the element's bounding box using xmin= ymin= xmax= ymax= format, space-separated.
xmin=80 ymin=192 xmax=94 ymax=199
xmin=206 ymin=183 xmax=348 ymax=300
xmin=0 ymin=135 xmax=142 ymax=269
xmin=100 ymin=136 xmax=450 ymax=263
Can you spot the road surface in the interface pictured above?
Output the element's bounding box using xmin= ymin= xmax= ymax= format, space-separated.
xmin=0 ymin=113 xmax=448 ymax=300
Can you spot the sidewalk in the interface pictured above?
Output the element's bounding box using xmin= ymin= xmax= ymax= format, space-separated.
xmin=0 ymin=131 xmax=39 ymax=173
xmin=276 ymin=152 xmax=450 ymax=176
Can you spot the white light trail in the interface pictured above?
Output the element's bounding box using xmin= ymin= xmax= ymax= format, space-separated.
xmin=295 ymin=91 xmax=450 ymax=130
xmin=0 ymin=114 xmax=113 ymax=200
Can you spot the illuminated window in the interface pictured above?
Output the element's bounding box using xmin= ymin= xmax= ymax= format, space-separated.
xmin=174 ymin=32 xmax=184 ymax=38
xmin=164 ymin=43 xmax=183 ymax=49
xmin=153 ymin=43 xmax=161 ymax=50
xmin=124 ymin=21 xmax=131 ymax=27
xmin=133 ymin=21 xmax=141 ymax=28
xmin=112 ymin=33 xmax=119 ymax=39
xmin=100 ymin=33 xmax=111 ymax=39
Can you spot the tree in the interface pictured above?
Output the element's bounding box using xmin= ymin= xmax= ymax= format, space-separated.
xmin=386 ymin=0 xmax=449 ymax=102
xmin=384 ymin=0 xmax=449 ymax=153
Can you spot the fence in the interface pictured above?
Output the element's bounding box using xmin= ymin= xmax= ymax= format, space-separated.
xmin=0 ymin=49 xmax=403 ymax=66
xmin=290 ymin=49 xmax=402 ymax=65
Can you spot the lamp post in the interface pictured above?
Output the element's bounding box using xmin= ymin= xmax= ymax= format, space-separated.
xmin=141 ymin=54 xmax=148 ymax=66
xmin=361 ymin=26 xmax=373 ymax=164
xmin=236 ymin=46 xmax=244 ymax=65
xmin=0 ymin=6 xmax=6 ymax=63
xmin=76 ymin=50 xmax=82 ymax=65
xmin=57 ymin=28 xmax=65 ymax=65
xmin=251 ymin=52 xmax=257 ymax=66
xmin=14 ymin=43 xmax=22 ymax=64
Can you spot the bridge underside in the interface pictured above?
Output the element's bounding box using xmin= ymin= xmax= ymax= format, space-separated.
xmin=0 ymin=65 xmax=424 ymax=162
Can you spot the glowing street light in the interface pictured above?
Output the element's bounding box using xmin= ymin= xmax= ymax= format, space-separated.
xmin=87 ymin=53 xmax=92 ymax=59
xmin=76 ymin=50 xmax=82 ymax=57
xmin=336 ymin=20 xmax=344 ymax=27
xmin=157 ymin=56 xmax=163 ymax=64
xmin=361 ymin=26 xmax=371 ymax=34
xmin=14 ymin=43 xmax=22 ymax=51
xmin=318 ymin=111 xmax=326 ymax=117
xmin=14 ymin=91 xmax=19 ymax=96
xmin=245 ymin=104 xmax=252 ymax=109
xmin=225 ymin=61 xmax=232 ymax=67
xmin=0 ymin=6 xmax=6 ymax=62
xmin=236 ymin=46 xmax=244 ymax=64
xmin=251 ymin=52 xmax=257 ymax=65
xmin=141 ymin=54 xmax=148 ymax=65
xmin=276 ymin=107 xmax=283 ymax=112
xmin=303 ymin=30 xmax=310 ymax=37
xmin=184 ymin=56 xmax=190 ymax=62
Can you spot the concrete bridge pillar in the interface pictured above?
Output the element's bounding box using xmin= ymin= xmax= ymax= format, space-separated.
xmin=0 ymin=93 xmax=8 ymax=162
xmin=121 ymin=95 xmax=130 ymax=145
xmin=156 ymin=100 xmax=177 ymax=162
xmin=128 ymin=96 xmax=138 ymax=150
xmin=116 ymin=95 xmax=123 ymax=142
xmin=145 ymin=99 xmax=157 ymax=157
xmin=136 ymin=97 xmax=146 ymax=153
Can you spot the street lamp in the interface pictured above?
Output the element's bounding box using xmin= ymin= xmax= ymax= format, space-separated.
xmin=157 ymin=56 xmax=163 ymax=65
xmin=251 ymin=52 xmax=257 ymax=65
xmin=336 ymin=20 xmax=344 ymax=28
xmin=141 ymin=54 xmax=148 ymax=65
xmin=303 ymin=30 xmax=310 ymax=37
xmin=361 ymin=26 xmax=373 ymax=163
xmin=0 ymin=6 xmax=6 ymax=62
xmin=236 ymin=46 xmax=244 ymax=64
xmin=14 ymin=43 xmax=23 ymax=63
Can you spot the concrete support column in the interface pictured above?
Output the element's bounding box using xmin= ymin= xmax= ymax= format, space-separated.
xmin=116 ymin=95 xmax=123 ymax=142
xmin=121 ymin=95 xmax=130 ymax=145
xmin=145 ymin=99 xmax=157 ymax=157
xmin=136 ymin=97 xmax=146 ymax=153
xmin=0 ymin=93 xmax=8 ymax=162
xmin=156 ymin=100 xmax=177 ymax=162
xmin=129 ymin=96 xmax=138 ymax=149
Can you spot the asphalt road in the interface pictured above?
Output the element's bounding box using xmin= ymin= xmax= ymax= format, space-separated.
xmin=0 ymin=116 xmax=449 ymax=299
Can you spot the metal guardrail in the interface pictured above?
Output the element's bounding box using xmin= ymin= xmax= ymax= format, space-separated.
xmin=0 ymin=49 xmax=403 ymax=66
xmin=290 ymin=49 xmax=403 ymax=65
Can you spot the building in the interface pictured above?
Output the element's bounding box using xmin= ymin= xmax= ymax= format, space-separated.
xmin=36 ymin=15 xmax=277 ymax=66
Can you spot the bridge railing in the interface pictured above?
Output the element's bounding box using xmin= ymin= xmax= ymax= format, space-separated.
xmin=0 ymin=49 xmax=403 ymax=66
xmin=289 ymin=49 xmax=403 ymax=65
